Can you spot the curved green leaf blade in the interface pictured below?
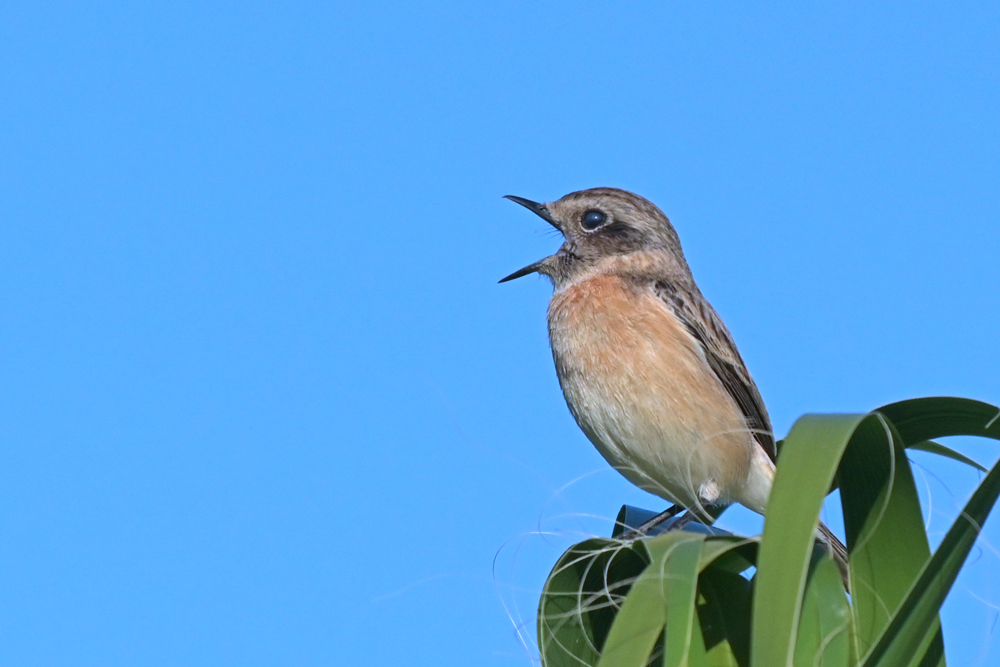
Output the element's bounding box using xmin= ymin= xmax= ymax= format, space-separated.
xmin=752 ymin=413 xmax=868 ymax=667
xmin=877 ymin=397 xmax=1000 ymax=444
xmin=861 ymin=399 xmax=1000 ymax=667
xmin=591 ymin=564 xmax=666 ymax=667
xmin=538 ymin=539 xmax=648 ymax=667
xmin=662 ymin=536 xmax=707 ymax=667
xmin=837 ymin=415 xmax=935 ymax=661
xmin=864 ymin=456 xmax=1000 ymax=666
xmin=794 ymin=551 xmax=852 ymax=667
xmin=908 ymin=440 xmax=987 ymax=473
xmin=697 ymin=567 xmax=753 ymax=667
xmin=695 ymin=536 xmax=757 ymax=666
xmin=595 ymin=532 xmax=706 ymax=667
xmin=697 ymin=536 xmax=758 ymax=576
xmin=538 ymin=398 xmax=1000 ymax=667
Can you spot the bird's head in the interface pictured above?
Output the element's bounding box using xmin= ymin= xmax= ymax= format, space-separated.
xmin=500 ymin=187 xmax=691 ymax=287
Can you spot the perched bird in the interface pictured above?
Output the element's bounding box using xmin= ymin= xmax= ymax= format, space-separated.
xmin=500 ymin=187 xmax=846 ymax=564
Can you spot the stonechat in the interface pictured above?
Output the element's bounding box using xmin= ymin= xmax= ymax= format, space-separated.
xmin=501 ymin=187 xmax=846 ymax=563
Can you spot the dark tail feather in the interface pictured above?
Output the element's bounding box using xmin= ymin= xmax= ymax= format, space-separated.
xmin=818 ymin=521 xmax=850 ymax=590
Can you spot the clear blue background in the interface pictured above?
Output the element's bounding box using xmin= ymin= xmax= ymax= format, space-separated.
xmin=2 ymin=2 xmax=998 ymax=665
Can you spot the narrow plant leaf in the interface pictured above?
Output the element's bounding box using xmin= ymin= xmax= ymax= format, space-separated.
xmin=538 ymin=539 xmax=647 ymax=667
xmin=752 ymin=413 xmax=867 ymax=667
xmin=544 ymin=534 xmax=758 ymax=667
xmin=908 ymin=440 xmax=987 ymax=473
xmin=864 ymin=457 xmax=1000 ymax=666
xmin=537 ymin=398 xmax=1000 ymax=667
xmin=596 ymin=532 xmax=701 ymax=667
xmin=838 ymin=415 xmax=935 ymax=662
xmin=591 ymin=566 xmax=666 ymax=667
xmin=697 ymin=568 xmax=753 ymax=667
xmin=793 ymin=550 xmax=852 ymax=667
xmin=861 ymin=399 xmax=1000 ymax=667
xmin=877 ymin=397 xmax=1000 ymax=444
xmin=686 ymin=601 xmax=711 ymax=667
xmin=662 ymin=536 xmax=707 ymax=667
xmin=695 ymin=537 xmax=757 ymax=666
xmin=697 ymin=536 xmax=758 ymax=576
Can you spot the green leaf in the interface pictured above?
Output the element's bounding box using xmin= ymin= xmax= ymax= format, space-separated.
xmin=908 ymin=440 xmax=987 ymax=473
xmin=697 ymin=536 xmax=758 ymax=576
xmin=697 ymin=567 xmax=753 ymax=666
xmin=537 ymin=397 xmax=1000 ymax=667
xmin=595 ymin=532 xmax=707 ymax=667
xmin=695 ymin=537 xmax=757 ymax=666
xmin=794 ymin=550 xmax=852 ymax=667
xmin=837 ymin=415 xmax=934 ymax=661
xmin=591 ymin=558 xmax=666 ymax=667
xmin=752 ymin=413 xmax=867 ymax=667
xmin=661 ymin=536 xmax=707 ymax=667
xmin=538 ymin=538 xmax=648 ymax=667
xmin=877 ymin=397 xmax=1000 ymax=443
xmin=540 ymin=533 xmax=760 ymax=667
xmin=861 ymin=398 xmax=1000 ymax=667
xmin=863 ymin=457 xmax=1000 ymax=666
xmin=589 ymin=534 xmax=669 ymax=667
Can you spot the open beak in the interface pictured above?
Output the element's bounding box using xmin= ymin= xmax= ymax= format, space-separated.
xmin=499 ymin=195 xmax=560 ymax=283
xmin=499 ymin=259 xmax=549 ymax=283
xmin=503 ymin=195 xmax=561 ymax=231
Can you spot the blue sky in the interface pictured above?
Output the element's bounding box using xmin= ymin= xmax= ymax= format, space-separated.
xmin=1 ymin=2 xmax=998 ymax=665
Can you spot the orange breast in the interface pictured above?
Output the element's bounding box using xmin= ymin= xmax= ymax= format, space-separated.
xmin=546 ymin=274 xmax=754 ymax=508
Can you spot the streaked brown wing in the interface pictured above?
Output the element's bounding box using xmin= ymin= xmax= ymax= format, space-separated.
xmin=654 ymin=280 xmax=777 ymax=461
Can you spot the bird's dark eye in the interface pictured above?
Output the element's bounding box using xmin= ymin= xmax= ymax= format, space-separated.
xmin=581 ymin=209 xmax=607 ymax=230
